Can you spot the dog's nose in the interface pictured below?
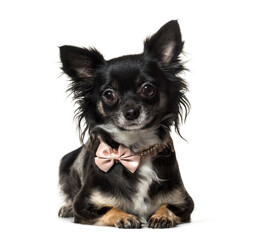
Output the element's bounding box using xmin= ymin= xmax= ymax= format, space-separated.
xmin=124 ymin=108 xmax=140 ymax=120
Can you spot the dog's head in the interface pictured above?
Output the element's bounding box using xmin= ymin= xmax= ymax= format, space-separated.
xmin=60 ymin=20 xmax=189 ymax=142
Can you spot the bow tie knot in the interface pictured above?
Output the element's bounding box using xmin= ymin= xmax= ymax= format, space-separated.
xmin=94 ymin=141 xmax=141 ymax=173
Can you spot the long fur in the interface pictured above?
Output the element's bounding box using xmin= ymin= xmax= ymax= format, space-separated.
xmin=58 ymin=20 xmax=194 ymax=229
xmin=66 ymin=49 xmax=190 ymax=144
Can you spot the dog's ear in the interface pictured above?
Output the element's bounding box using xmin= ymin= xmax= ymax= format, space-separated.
xmin=59 ymin=45 xmax=105 ymax=79
xmin=143 ymin=20 xmax=183 ymax=64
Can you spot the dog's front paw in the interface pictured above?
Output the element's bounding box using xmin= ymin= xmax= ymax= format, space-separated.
xmin=148 ymin=204 xmax=180 ymax=228
xmin=58 ymin=205 xmax=74 ymax=218
xmin=115 ymin=214 xmax=141 ymax=229
xmin=148 ymin=215 xmax=174 ymax=228
xmin=95 ymin=207 xmax=141 ymax=228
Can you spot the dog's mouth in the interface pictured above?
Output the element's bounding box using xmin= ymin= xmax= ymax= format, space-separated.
xmin=114 ymin=111 xmax=154 ymax=131
xmin=117 ymin=123 xmax=146 ymax=131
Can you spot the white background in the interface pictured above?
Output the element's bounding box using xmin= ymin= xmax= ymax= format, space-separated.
xmin=0 ymin=0 xmax=255 ymax=239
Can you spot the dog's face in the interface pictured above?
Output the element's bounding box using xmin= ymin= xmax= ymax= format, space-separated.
xmin=94 ymin=55 xmax=169 ymax=131
xmin=60 ymin=21 xmax=188 ymax=138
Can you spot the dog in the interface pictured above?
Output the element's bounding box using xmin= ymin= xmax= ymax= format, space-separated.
xmin=58 ymin=20 xmax=194 ymax=228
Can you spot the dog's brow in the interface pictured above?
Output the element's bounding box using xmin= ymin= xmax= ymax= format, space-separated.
xmin=108 ymin=79 xmax=119 ymax=90
xmin=135 ymin=77 xmax=143 ymax=85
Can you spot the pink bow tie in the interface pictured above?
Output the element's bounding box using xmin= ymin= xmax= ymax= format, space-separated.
xmin=94 ymin=141 xmax=141 ymax=173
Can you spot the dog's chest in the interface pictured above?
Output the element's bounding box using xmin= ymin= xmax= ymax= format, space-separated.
xmin=128 ymin=160 xmax=160 ymax=220
xmin=89 ymin=159 xmax=162 ymax=221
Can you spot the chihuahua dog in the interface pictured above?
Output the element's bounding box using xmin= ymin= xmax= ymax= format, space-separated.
xmin=58 ymin=20 xmax=194 ymax=228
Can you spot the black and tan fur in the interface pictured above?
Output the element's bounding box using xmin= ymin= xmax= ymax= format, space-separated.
xmin=58 ymin=20 xmax=194 ymax=228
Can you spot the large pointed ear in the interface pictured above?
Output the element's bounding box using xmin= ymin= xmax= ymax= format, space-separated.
xmin=59 ymin=45 xmax=105 ymax=79
xmin=143 ymin=20 xmax=184 ymax=64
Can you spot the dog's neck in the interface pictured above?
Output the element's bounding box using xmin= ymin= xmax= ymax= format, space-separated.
xmin=97 ymin=123 xmax=166 ymax=153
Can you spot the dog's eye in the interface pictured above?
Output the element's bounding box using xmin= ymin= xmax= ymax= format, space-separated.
xmin=141 ymin=84 xmax=155 ymax=97
xmin=102 ymin=89 xmax=118 ymax=104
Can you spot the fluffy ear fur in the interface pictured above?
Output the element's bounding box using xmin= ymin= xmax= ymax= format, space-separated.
xmin=59 ymin=45 xmax=105 ymax=79
xmin=144 ymin=21 xmax=189 ymax=138
xmin=59 ymin=46 xmax=105 ymax=142
xmin=143 ymin=20 xmax=184 ymax=64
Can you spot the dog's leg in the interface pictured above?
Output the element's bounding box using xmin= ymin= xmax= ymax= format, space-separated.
xmin=148 ymin=204 xmax=181 ymax=228
xmin=58 ymin=204 xmax=74 ymax=218
xmin=73 ymin=201 xmax=141 ymax=228
xmin=148 ymin=195 xmax=194 ymax=228
xmin=72 ymin=186 xmax=141 ymax=228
